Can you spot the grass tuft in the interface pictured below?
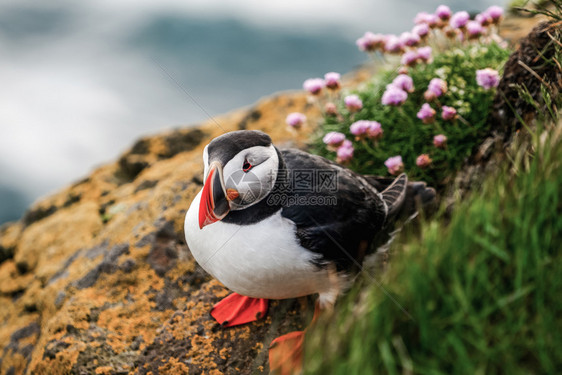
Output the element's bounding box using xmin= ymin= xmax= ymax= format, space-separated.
xmin=305 ymin=107 xmax=562 ymax=374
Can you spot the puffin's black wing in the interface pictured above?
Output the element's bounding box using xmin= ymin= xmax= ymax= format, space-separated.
xmin=279 ymin=149 xmax=388 ymax=272
xmin=363 ymin=175 xmax=436 ymax=221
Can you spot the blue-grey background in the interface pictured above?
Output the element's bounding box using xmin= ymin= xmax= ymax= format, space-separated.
xmin=0 ymin=0 xmax=504 ymax=224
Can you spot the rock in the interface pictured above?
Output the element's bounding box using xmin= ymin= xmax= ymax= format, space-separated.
xmin=0 ymin=90 xmax=316 ymax=375
xmin=0 ymin=223 xmax=21 ymax=263
xmin=492 ymin=21 xmax=562 ymax=136
xmin=117 ymin=128 xmax=210 ymax=181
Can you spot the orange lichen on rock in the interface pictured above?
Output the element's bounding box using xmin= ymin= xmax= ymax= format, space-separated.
xmin=0 ymin=54 xmax=494 ymax=373
xmin=0 ymin=260 xmax=34 ymax=295
xmin=157 ymin=357 xmax=191 ymax=374
xmin=16 ymin=202 xmax=103 ymax=277
xmin=95 ymin=366 xmax=114 ymax=374
xmin=0 ymin=85 xmax=354 ymax=374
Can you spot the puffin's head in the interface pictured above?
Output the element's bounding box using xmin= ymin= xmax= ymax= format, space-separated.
xmin=198 ymin=130 xmax=279 ymax=229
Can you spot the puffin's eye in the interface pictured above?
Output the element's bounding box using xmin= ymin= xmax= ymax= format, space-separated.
xmin=243 ymin=159 xmax=253 ymax=172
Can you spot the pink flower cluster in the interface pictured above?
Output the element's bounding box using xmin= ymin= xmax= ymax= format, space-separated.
xmin=356 ymin=4 xmax=504 ymax=76
xmin=466 ymin=21 xmax=484 ymax=39
xmin=424 ymin=78 xmax=447 ymax=101
xmin=392 ymin=74 xmax=415 ymax=93
xmin=344 ymin=95 xmax=363 ymax=112
xmin=476 ymin=68 xmax=500 ymax=89
xmin=356 ymin=32 xmax=386 ymax=52
xmin=417 ymin=103 xmax=436 ymax=124
xmin=382 ymin=85 xmax=408 ymax=106
xmin=322 ymin=118 xmax=385 ymax=163
xmin=475 ymin=6 xmax=504 ymax=26
xmin=441 ymin=106 xmax=457 ymax=120
xmin=385 ymin=35 xmax=404 ymax=54
xmin=350 ymin=120 xmax=383 ymax=140
xmin=322 ymin=131 xmax=346 ymax=148
xmin=325 ymin=72 xmax=341 ymax=90
xmin=303 ymin=78 xmax=324 ymax=95
xmin=401 ymin=46 xmax=432 ymax=66
xmin=417 ymin=102 xmax=458 ymax=123
xmin=302 ymin=72 xmax=343 ymax=95
xmin=445 ymin=6 xmax=503 ymax=40
xmin=285 ymin=112 xmax=306 ymax=128
xmin=414 ymin=12 xmax=439 ymax=27
xmin=381 ymin=73 xmax=416 ymax=106
xmin=312 ymin=4 xmax=505 ymax=172
xmin=450 ymin=11 xmax=470 ymax=29
xmin=416 ymin=154 xmax=432 ymax=168
xmin=384 ymin=156 xmax=404 ymax=175
xmin=322 ymin=132 xmax=354 ymax=163
xmin=414 ymin=5 xmax=503 ymax=43
xmin=434 ymin=134 xmax=447 ymax=148
xmin=336 ymin=140 xmax=354 ymax=163
xmin=384 ymin=132 xmax=447 ymax=173
xmin=436 ymin=5 xmax=452 ymax=20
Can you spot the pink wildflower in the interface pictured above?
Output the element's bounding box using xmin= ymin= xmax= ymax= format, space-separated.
xmin=401 ymin=50 xmax=419 ymax=67
xmin=417 ymin=103 xmax=436 ymax=124
xmin=425 ymin=14 xmax=440 ymax=28
xmin=486 ymin=5 xmax=504 ymax=23
xmin=415 ymin=12 xmax=439 ymax=27
xmin=336 ymin=140 xmax=354 ymax=163
xmin=356 ymin=32 xmax=385 ymax=52
xmin=350 ymin=120 xmax=370 ymax=138
xmin=476 ymin=12 xmax=492 ymax=26
xmin=441 ymin=106 xmax=457 ymax=120
xmin=400 ymin=32 xmax=420 ymax=47
xmin=436 ymin=5 xmax=452 ymax=20
xmin=384 ymin=35 xmax=404 ymax=54
xmin=466 ymin=21 xmax=484 ymax=39
xmin=450 ymin=11 xmax=469 ymax=29
xmin=476 ymin=68 xmax=500 ymax=89
xmin=323 ymin=132 xmax=346 ymax=149
xmin=303 ymin=78 xmax=324 ymax=95
xmin=285 ymin=112 xmax=306 ymax=128
xmin=433 ymin=134 xmax=448 ymax=148
xmin=324 ymin=72 xmax=341 ymax=90
xmin=416 ymin=154 xmax=433 ymax=168
xmin=424 ymin=78 xmax=448 ymax=101
xmin=350 ymin=120 xmax=383 ymax=140
xmin=392 ymin=74 xmax=415 ymax=93
xmin=384 ymin=156 xmax=404 ymax=175
xmin=344 ymin=95 xmax=363 ymax=112
xmin=382 ymin=86 xmax=408 ymax=106
xmin=417 ymin=46 xmax=432 ymax=63
xmin=366 ymin=121 xmax=383 ymax=140
xmin=412 ymin=23 xmax=430 ymax=38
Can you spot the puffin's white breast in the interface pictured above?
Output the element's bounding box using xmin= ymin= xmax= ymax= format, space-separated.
xmin=184 ymin=192 xmax=330 ymax=299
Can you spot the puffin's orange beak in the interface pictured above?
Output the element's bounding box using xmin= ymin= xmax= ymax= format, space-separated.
xmin=198 ymin=162 xmax=236 ymax=229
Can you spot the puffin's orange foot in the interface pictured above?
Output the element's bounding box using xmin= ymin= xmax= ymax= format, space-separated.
xmin=211 ymin=293 xmax=269 ymax=327
xmin=269 ymin=331 xmax=304 ymax=375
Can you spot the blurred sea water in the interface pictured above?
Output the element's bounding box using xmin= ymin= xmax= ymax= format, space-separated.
xmin=0 ymin=0 xmax=504 ymax=224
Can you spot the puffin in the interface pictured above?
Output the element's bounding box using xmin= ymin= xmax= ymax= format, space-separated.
xmin=184 ymin=130 xmax=433 ymax=373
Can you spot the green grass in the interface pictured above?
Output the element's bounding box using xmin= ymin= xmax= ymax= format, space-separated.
xmin=304 ymin=118 xmax=562 ymax=374
xmin=302 ymin=4 xmax=561 ymax=372
xmin=312 ymin=42 xmax=510 ymax=188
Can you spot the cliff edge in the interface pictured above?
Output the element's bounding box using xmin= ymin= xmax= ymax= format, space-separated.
xmin=0 ymin=13 xmax=551 ymax=374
